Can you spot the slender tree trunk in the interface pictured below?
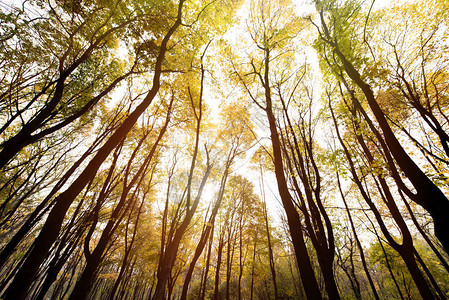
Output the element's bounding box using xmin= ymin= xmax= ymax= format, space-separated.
xmin=414 ymin=248 xmax=446 ymax=299
xmin=335 ymin=171 xmax=380 ymax=300
xmin=238 ymin=227 xmax=243 ymax=300
xmin=225 ymin=226 xmax=235 ymax=300
xmin=152 ymin=163 xmax=211 ymax=300
xmin=0 ymin=134 xmax=103 ymax=269
xmin=260 ymin=46 xmax=322 ymax=300
xmin=278 ymin=89 xmax=340 ymax=300
xmin=366 ymin=211 xmax=406 ymax=300
xmin=152 ymin=43 xmax=211 ymax=300
xmin=250 ymin=235 xmax=257 ymax=300
xmin=33 ymin=229 xmax=83 ymax=300
xmin=348 ymin=249 xmax=362 ymax=300
xmin=69 ymin=107 xmax=168 ymax=299
xmin=399 ymin=190 xmax=449 ymax=273
xmin=337 ymin=243 xmax=361 ymax=300
xmin=200 ymin=226 xmax=214 ymax=300
xmin=108 ymin=200 xmax=143 ymax=300
xmin=262 ymin=198 xmax=278 ymax=299
xmin=213 ymin=233 xmax=225 ymax=300
xmin=180 ymin=224 xmax=214 ymax=300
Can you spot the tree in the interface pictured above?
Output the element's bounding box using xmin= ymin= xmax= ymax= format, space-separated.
xmin=227 ymin=0 xmax=323 ymax=298
xmin=152 ymin=53 xmax=212 ymax=299
xmin=1 ymin=0 xmax=186 ymax=297
xmin=180 ymin=99 xmax=254 ymax=300
xmin=312 ymin=0 xmax=449 ymax=254
xmin=0 ymin=0 xmax=144 ymax=170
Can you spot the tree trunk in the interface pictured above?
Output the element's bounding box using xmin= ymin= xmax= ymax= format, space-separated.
xmin=180 ymin=225 xmax=214 ymax=300
xmin=152 ymin=163 xmax=211 ymax=300
xmin=70 ymin=104 xmax=168 ymax=299
xmin=213 ymin=233 xmax=225 ymax=300
xmin=261 ymin=46 xmax=322 ymax=300
xmin=336 ymin=171 xmax=380 ymax=300
xmin=250 ymin=235 xmax=257 ymax=300
xmin=262 ymin=198 xmax=278 ymax=299
xmin=200 ymin=226 xmax=215 ymax=300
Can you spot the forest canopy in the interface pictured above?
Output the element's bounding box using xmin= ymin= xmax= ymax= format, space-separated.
xmin=0 ymin=0 xmax=449 ymax=299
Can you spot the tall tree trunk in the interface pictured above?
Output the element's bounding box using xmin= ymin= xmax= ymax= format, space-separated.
xmin=70 ymin=103 xmax=168 ymax=299
xmin=200 ymin=225 xmax=215 ymax=300
xmin=335 ymin=171 xmax=380 ymax=300
xmin=367 ymin=215 xmax=406 ymax=300
xmin=0 ymin=132 xmax=106 ymax=269
xmin=225 ymin=225 xmax=235 ymax=300
xmin=152 ymin=57 xmax=211 ymax=299
xmin=108 ymin=199 xmax=144 ymax=300
xmin=213 ymin=232 xmax=225 ymax=300
xmin=250 ymin=234 xmax=257 ymax=300
xmin=180 ymin=224 xmax=214 ymax=300
xmin=260 ymin=45 xmax=322 ymax=300
xmin=278 ymin=84 xmax=340 ymax=300
xmin=262 ymin=198 xmax=278 ymax=299
xmin=414 ymin=248 xmax=446 ymax=299
xmin=152 ymin=160 xmax=211 ymax=300
xmin=238 ymin=220 xmax=244 ymax=300
xmin=399 ymin=190 xmax=449 ymax=273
